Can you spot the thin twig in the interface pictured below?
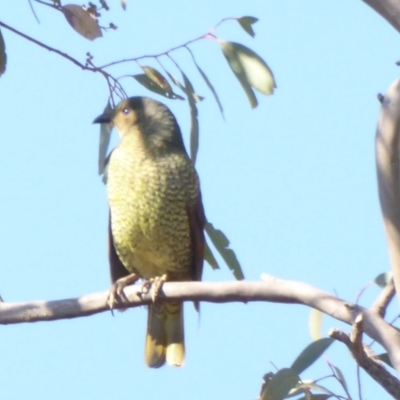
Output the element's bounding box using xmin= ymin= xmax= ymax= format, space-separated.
xmin=28 ymin=0 xmax=41 ymax=23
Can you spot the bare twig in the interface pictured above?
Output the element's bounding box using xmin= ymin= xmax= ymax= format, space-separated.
xmin=28 ymin=0 xmax=41 ymax=23
xmin=97 ymin=32 xmax=217 ymax=70
xmin=330 ymin=327 xmax=400 ymax=399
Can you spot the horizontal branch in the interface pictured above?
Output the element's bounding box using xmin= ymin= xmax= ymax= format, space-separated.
xmin=2 ymin=277 xmax=400 ymax=374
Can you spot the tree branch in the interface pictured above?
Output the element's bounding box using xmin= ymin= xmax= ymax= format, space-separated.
xmin=371 ymin=279 xmax=396 ymax=317
xmin=330 ymin=325 xmax=400 ymax=398
xmin=363 ymin=0 xmax=400 ymax=34
xmin=376 ymin=78 xmax=400 ymax=309
xmin=2 ymin=277 xmax=400 ymax=375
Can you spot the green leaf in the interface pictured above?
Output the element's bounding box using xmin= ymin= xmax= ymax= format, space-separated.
xmin=164 ymin=71 xmax=186 ymax=95
xmin=237 ymin=16 xmax=259 ymax=37
xmin=141 ymin=66 xmax=184 ymax=100
xmin=374 ymin=271 xmax=392 ymax=288
xmin=261 ymin=368 xmax=300 ymax=400
xmin=205 ymin=222 xmax=244 ymax=280
xmin=330 ymin=363 xmax=348 ymax=393
xmin=181 ymin=72 xmax=200 ymax=164
xmin=189 ymin=52 xmax=224 ymax=118
xmin=220 ymin=41 xmax=276 ymax=108
xmin=98 ymin=101 xmax=113 ymax=179
xmin=133 ymin=73 xmax=184 ymax=100
xmin=291 ymin=338 xmax=334 ymax=374
xmin=295 ymin=394 xmax=333 ymax=400
xmin=164 ymin=61 xmax=203 ymax=163
xmin=62 ymin=4 xmax=102 ymax=41
xmin=309 ymin=308 xmax=323 ymax=341
xmin=204 ymin=240 xmax=220 ymax=270
xmin=289 ymin=380 xmax=337 ymax=398
xmin=377 ymin=352 xmax=393 ymax=368
xmin=0 ymin=28 xmax=6 ymax=77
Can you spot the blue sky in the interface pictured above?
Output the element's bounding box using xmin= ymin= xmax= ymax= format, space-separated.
xmin=0 ymin=1 xmax=399 ymax=399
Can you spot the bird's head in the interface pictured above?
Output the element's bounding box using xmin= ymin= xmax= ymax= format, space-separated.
xmin=93 ymin=97 xmax=185 ymax=153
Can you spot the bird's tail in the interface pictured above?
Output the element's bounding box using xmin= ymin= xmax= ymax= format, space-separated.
xmin=145 ymin=302 xmax=185 ymax=368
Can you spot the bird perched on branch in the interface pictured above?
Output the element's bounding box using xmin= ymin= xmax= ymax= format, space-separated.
xmin=93 ymin=96 xmax=205 ymax=368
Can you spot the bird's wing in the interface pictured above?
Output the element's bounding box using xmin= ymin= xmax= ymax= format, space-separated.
xmin=187 ymin=192 xmax=206 ymax=282
xmin=108 ymin=210 xmax=131 ymax=283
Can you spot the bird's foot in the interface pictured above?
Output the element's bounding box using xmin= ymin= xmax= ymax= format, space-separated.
xmin=107 ymin=273 xmax=140 ymax=311
xmin=141 ymin=274 xmax=168 ymax=302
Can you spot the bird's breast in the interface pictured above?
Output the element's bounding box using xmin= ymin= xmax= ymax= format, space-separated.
xmin=107 ymin=141 xmax=199 ymax=280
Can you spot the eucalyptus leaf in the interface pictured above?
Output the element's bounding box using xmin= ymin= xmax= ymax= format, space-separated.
xmin=261 ymin=368 xmax=300 ymax=400
xmin=291 ymin=338 xmax=334 ymax=374
xmin=237 ymin=16 xmax=259 ymax=37
xmin=374 ymin=271 xmax=392 ymax=288
xmin=181 ymin=72 xmax=200 ymax=164
xmin=141 ymin=66 xmax=184 ymax=99
xmin=205 ymin=222 xmax=244 ymax=280
xmin=62 ymin=4 xmax=102 ymax=40
xmin=0 ymin=28 xmax=6 ymax=77
xmin=98 ymin=101 xmax=113 ymax=178
xmin=204 ymin=240 xmax=220 ymax=270
xmin=133 ymin=74 xmax=183 ymax=100
xmin=220 ymin=41 xmax=276 ymax=108
xmin=309 ymin=308 xmax=323 ymax=341
xmin=330 ymin=363 xmax=348 ymax=393
xmin=191 ymin=55 xmax=224 ymax=118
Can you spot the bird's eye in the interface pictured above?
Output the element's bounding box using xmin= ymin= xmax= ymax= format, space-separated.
xmin=122 ymin=108 xmax=131 ymax=115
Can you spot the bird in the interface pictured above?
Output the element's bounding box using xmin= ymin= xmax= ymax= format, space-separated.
xmin=93 ymin=96 xmax=205 ymax=368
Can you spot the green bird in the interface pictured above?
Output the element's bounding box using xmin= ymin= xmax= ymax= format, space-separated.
xmin=93 ymin=97 xmax=205 ymax=368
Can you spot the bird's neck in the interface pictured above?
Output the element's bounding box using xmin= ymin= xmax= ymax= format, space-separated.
xmin=121 ymin=127 xmax=182 ymax=159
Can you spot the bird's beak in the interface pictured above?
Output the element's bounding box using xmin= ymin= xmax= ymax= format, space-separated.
xmin=93 ymin=113 xmax=112 ymax=124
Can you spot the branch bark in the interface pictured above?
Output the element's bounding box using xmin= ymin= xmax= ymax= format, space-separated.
xmin=376 ymin=78 xmax=400 ymax=310
xmin=330 ymin=326 xmax=400 ymax=398
xmin=363 ymin=0 xmax=400 ymax=34
xmin=2 ymin=278 xmax=400 ymax=374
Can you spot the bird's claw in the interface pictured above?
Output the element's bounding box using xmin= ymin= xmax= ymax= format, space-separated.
xmin=107 ymin=282 xmax=129 ymax=311
xmin=106 ymin=273 xmax=140 ymax=312
xmin=141 ymin=274 xmax=167 ymax=302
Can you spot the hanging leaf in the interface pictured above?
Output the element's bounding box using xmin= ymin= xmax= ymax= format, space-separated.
xmin=133 ymin=72 xmax=184 ymax=100
xmin=164 ymin=71 xmax=186 ymax=95
xmin=288 ymin=380 xmax=337 ymax=398
xmin=261 ymin=368 xmax=300 ymax=400
xmin=141 ymin=66 xmax=184 ymax=99
xmin=204 ymin=240 xmax=220 ymax=270
xmin=121 ymin=0 xmax=127 ymax=10
xmin=374 ymin=271 xmax=393 ymax=288
xmin=190 ymin=53 xmax=224 ymax=118
xmin=62 ymin=4 xmax=102 ymax=41
xmin=98 ymin=101 xmax=113 ymax=179
xmin=295 ymin=396 xmax=333 ymax=400
xmin=220 ymin=41 xmax=276 ymax=108
xmin=205 ymin=222 xmax=244 ymax=280
xmin=0 ymin=28 xmax=6 ymax=77
xmin=291 ymin=338 xmax=334 ymax=375
xmin=181 ymin=72 xmax=200 ymax=164
xmin=237 ymin=16 xmax=259 ymax=37
xmin=329 ymin=363 xmax=348 ymax=393
xmin=309 ymin=308 xmax=323 ymax=341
